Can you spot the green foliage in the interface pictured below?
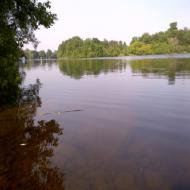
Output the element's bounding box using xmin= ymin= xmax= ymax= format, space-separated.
xmin=129 ymin=22 xmax=190 ymax=55
xmin=169 ymin=22 xmax=178 ymax=31
xmin=57 ymin=37 xmax=128 ymax=58
xmin=46 ymin=49 xmax=53 ymax=58
xmin=0 ymin=58 xmax=21 ymax=105
xmin=128 ymin=41 xmax=153 ymax=55
xmin=0 ymin=0 xmax=56 ymax=105
xmin=38 ymin=50 xmax=46 ymax=58
xmin=24 ymin=49 xmax=57 ymax=59
xmin=57 ymin=22 xmax=190 ymax=58
xmin=0 ymin=0 xmax=57 ymax=50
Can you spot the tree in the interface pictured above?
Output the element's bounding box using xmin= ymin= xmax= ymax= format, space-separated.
xmin=39 ymin=50 xmax=46 ymax=58
xmin=24 ymin=49 xmax=39 ymax=59
xmin=57 ymin=22 xmax=190 ymax=58
xmin=46 ymin=49 xmax=53 ymax=59
xmin=128 ymin=41 xmax=153 ymax=55
xmin=57 ymin=37 xmax=128 ymax=58
xmin=0 ymin=0 xmax=57 ymax=105
xmin=0 ymin=0 xmax=57 ymax=53
xmin=140 ymin=33 xmax=152 ymax=44
xmin=128 ymin=22 xmax=190 ymax=55
xmin=169 ymin=22 xmax=178 ymax=31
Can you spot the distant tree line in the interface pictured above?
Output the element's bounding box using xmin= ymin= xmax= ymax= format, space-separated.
xmin=25 ymin=22 xmax=190 ymax=59
xmin=128 ymin=22 xmax=190 ymax=55
xmin=24 ymin=49 xmax=57 ymax=59
xmin=57 ymin=37 xmax=128 ymax=58
xmin=57 ymin=22 xmax=190 ymax=58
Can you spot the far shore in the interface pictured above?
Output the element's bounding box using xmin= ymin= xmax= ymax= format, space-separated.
xmin=25 ymin=53 xmax=190 ymax=62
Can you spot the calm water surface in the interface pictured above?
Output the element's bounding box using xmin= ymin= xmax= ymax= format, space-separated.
xmin=1 ymin=55 xmax=190 ymax=190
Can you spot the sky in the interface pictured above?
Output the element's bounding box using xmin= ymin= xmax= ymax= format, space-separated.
xmin=25 ymin=0 xmax=190 ymax=51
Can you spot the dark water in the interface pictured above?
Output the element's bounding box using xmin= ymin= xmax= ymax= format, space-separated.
xmin=1 ymin=55 xmax=190 ymax=190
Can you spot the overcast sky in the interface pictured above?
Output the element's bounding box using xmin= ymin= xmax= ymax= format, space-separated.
xmin=25 ymin=0 xmax=190 ymax=51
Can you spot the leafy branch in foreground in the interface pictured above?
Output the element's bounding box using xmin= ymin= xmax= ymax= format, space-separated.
xmin=0 ymin=0 xmax=57 ymax=105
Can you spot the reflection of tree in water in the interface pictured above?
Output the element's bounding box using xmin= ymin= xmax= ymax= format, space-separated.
xmin=23 ymin=59 xmax=56 ymax=71
xmin=0 ymin=81 xmax=64 ymax=190
xmin=58 ymin=59 xmax=127 ymax=79
xmin=130 ymin=58 xmax=190 ymax=84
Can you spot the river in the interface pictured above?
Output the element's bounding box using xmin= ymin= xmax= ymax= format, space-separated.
xmin=1 ymin=55 xmax=190 ymax=190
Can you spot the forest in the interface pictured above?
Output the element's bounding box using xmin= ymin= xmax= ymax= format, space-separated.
xmin=57 ymin=37 xmax=128 ymax=58
xmin=24 ymin=22 xmax=190 ymax=59
xmin=24 ymin=49 xmax=57 ymax=59
xmin=57 ymin=22 xmax=190 ymax=58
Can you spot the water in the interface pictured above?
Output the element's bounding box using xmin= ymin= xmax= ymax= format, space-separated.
xmin=1 ymin=55 xmax=190 ymax=190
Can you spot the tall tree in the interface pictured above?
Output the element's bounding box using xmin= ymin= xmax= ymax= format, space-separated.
xmin=169 ymin=22 xmax=178 ymax=31
xmin=0 ymin=0 xmax=57 ymax=105
xmin=46 ymin=49 xmax=53 ymax=58
xmin=0 ymin=0 xmax=57 ymax=54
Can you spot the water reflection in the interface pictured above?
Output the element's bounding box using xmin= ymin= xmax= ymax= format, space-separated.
xmin=23 ymin=59 xmax=56 ymax=70
xmin=58 ymin=59 xmax=127 ymax=79
xmin=129 ymin=58 xmax=190 ymax=84
xmin=57 ymin=58 xmax=190 ymax=84
xmin=22 ymin=57 xmax=190 ymax=84
xmin=0 ymin=81 xmax=64 ymax=190
xmin=12 ymin=56 xmax=190 ymax=189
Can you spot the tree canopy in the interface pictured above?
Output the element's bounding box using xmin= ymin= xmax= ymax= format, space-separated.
xmin=0 ymin=0 xmax=56 ymax=55
xmin=24 ymin=49 xmax=57 ymax=59
xmin=0 ymin=0 xmax=57 ymax=105
xmin=57 ymin=37 xmax=128 ymax=58
xmin=57 ymin=22 xmax=190 ymax=58
xmin=128 ymin=22 xmax=190 ymax=55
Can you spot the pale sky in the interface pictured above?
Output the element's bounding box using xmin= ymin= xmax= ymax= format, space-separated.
xmin=25 ymin=0 xmax=190 ymax=51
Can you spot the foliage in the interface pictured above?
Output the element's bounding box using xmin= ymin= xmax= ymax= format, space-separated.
xmin=57 ymin=37 xmax=128 ymax=58
xmin=0 ymin=0 xmax=56 ymax=105
xmin=0 ymin=0 xmax=57 ymax=50
xmin=57 ymin=22 xmax=190 ymax=58
xmin=24 ymin=49 xmax=57 ymax=59
xmin=0 ymin=58 xmax=21 ymax=105
xmin=128 ymin=41 xmax=153 ymax=55
xmin=129 ymin=22 xmax=190 ymax=55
